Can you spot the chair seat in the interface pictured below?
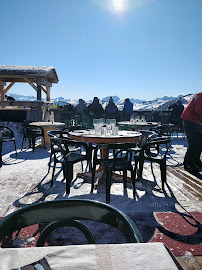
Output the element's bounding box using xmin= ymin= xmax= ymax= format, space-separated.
xmin=1 ymin=137 xmax=15 ymax=142
xmin=100 ymin=158 xmax=130 ymax=170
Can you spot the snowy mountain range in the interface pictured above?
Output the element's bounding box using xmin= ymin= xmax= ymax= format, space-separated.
xmin=7 ymin=93 xmax=194 ymax=111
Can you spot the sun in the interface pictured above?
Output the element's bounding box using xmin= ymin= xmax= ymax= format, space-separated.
xmin=112 ymin=0 xmax=128 ymax=14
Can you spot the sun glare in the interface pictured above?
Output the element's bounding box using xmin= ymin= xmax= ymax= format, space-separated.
xmin=112 ymin=0 xmax=128 ymax=14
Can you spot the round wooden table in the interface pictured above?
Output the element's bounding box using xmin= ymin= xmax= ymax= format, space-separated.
xmin=69 ymin=129 xmax=142 ymax=185
xmin=117 ymin=121 xmax=159 ymax=131
xmin=30 ymin=121 xmax=65 ymax=145
xmin=69 ymin=130 xmax=142 ymax=145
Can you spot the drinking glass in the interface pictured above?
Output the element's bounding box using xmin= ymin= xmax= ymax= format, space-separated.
xmin=110 ymin=119 xmax=116 ymax=127
xmin=100 ymin=118 xmax=105 ymax=127
xmin=112 ymin=126 xmax=119 ymax=136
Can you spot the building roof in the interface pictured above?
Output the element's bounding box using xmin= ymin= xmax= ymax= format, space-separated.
xmin=0 ymin=65 xmax=59 ymax=84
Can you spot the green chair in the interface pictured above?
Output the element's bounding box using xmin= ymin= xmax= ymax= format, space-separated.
xmin=0 ymin=199 xmax=143 ymax=246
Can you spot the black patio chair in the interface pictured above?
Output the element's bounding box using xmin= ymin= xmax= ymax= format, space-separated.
xmin=137 ymin=136 xmax=172 ymax=191
xmin=0 ymin=199 xmax=143 ymax=246
xmin=91 ymin=142 xmax=138 ymax=203
xmin=47 ymin=130 xmax=85 ymax=173
xmin=21 ymin=125 xmax=45 ymax=152
xmin=50 ymin=137 xmax=92 ymax=194
xmin=0 ymin=126 xmax=17 ymax=167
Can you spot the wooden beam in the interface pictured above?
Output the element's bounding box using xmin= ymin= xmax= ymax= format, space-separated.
xmin=0 ymin=81 xmax=6 ymax=86
xmin=0 ymin=85 xmax=5 ymax=101
xmin=41 ymin=78 xmax=52 ymax=87
xmin=23 ymin=77 xmax=37 ymax=91
xmin=41 ymin=85 xmax=47 ymax=94
xmin=46 ymin=86 xmax=50 ymax=101
xmin=4 ymin=82 xmax=15 ymax=94
xmin=0 ymin=100 xmax=53 ymax=107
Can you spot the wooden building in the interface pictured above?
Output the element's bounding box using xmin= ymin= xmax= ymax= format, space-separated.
xmin=0 ymin=65 xmax=59 ymax=102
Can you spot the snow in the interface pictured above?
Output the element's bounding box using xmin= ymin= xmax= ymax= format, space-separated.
xmin=0 ymin=122 xmax=200 ymax=219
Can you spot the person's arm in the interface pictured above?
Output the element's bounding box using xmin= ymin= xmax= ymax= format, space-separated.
xmin=195 ymin=93 xmax=202 ymax=120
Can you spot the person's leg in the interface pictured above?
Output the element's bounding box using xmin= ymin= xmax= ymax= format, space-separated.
xmin=183 ymin=120 xmax=201 ymax=172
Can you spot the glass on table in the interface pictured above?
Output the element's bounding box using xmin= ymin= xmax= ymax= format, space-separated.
xmin=112 ymin=126 xmax=119 ymax=136
xmin=100 ymin=118 xmax=105 ymax=126
xmin=110 ymin=119 xmax=116 ymax=127
xmin=93 ymin=119 xmax=100 ymax=128
xmin=130 ymin=115 xmax=134 ymax=123
xmin=106 ymin=125 xmax=112 ymax=136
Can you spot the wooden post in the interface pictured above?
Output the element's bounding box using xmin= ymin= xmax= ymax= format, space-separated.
xmin=0 ymin=83 xmax=5 ymax=108
xmin=46 ymin=86 xmax=50 ymax=101
xmin=37 ymin=81 xmax=42 ymax=100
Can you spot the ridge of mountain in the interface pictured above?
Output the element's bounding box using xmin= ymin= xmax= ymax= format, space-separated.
xmin=6 ymin=93 xmax=193 ymax=110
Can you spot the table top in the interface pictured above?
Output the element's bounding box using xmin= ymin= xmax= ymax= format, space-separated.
xmin=69 ymin=129 xmax=142 ymax=144
xmin=30 ymin=121 xmax=65 ymax=127
xmin=118 ymin=121 xmax=159 ymax=126
xmin=0 ymin=243 xmax=182 ymax=270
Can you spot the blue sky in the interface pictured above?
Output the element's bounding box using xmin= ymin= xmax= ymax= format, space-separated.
xmin=1 ymin=0 xmax=202 ymax=101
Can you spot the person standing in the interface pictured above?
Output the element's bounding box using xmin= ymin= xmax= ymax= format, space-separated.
xmin=168 ymin=99 xmax=184 ymax=127
xmin=122 ymin=98 xmax=133 ymax=120
xmin=181 ymin=92 xmax=202 ymax=173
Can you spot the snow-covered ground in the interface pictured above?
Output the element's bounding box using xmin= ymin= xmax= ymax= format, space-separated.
xmin=0 ymin=122 xmax=201 ymax=218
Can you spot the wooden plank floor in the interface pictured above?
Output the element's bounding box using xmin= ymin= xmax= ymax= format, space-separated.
xmin=140 ymin=161 xmax=202 ymax=270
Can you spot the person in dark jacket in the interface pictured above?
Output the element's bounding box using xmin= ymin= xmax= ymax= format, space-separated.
xmin=5 ymin=95 xmax=15 ymax=101
xmin=87 ymin=97 xmax=104 ymax=117
xmin=122 ymin=98 xmax=133 ymax=120
xmin=181 ymin=92 xmax=202 ymax=173
xmin=105 ymin=96 xmax=118 ymax=116
xmin=168 ymin=100 xmax=184 ymax=127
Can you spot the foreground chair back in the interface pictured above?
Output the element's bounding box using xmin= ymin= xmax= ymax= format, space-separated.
xmin=0 ymin=199 xmax=143 ymax=246
xmin=0 ymin=126 xmax=17 ymax=167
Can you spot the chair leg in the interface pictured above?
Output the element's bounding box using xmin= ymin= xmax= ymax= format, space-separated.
xmin=51 ymin=158 xmax=57 ymax=187
xmin=32 ymin=138 xmax=35 ymax=152
xmin=21 ymin=136 xmax=25 ymax=151
xmin=65 ymin=164 xmax=72 ymax=194
xmin=48 ymin=152 xmax=52 ymax=173
xmin=131 ymin=168 xmax=136 ymax=199
xmin=0 ymin=142 xmax=2 ymax=167
xmin=13 ymin=140 xmax=17 ymax=157
xmin=123 ymin=170 xmax=127 ymax=189
xmin=91 ymin=166 xmax=96 ymax=192
xmin=160 ymin=160 xmax=166 ymax=191
xmin=43 ymin=136 xmax=46 ymax=149
xmin=106 ymin=169 xmax=111 ymax=203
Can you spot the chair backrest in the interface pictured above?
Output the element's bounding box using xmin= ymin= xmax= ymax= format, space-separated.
xmin=47 ymin=130 xmax=68 ymax=138
xmin=24 ymin=125 xmax=44 ymax=137
xmin=0 ymin=199 xmax=143 ymax=246
xmin=0 ymin=126 xmax=15 ymax=140
xmin=145 ymin=136 xmax=172 ymax=156
xmin=93 ymin=142 xmax=138 ymax=166
xmin=50 ymin=137 xmax=91 ymax=160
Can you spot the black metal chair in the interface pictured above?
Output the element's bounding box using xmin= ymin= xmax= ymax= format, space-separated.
xmin=0 ymin=199 xmax=143 ymax=246
xmin=91 ymin=142 xmax=138 ymax=203
xmin=50 ymin=137 xmax=92 ymax=194
xmin=137 ymin=136 xmax=172 ymax=191
xmin=47 ymin=130 xmax=84 ymax=174
xmin=21 ymin=125 xmax=45 ymax=152
xmin=0 ymin=126 xmax=17 ymax=167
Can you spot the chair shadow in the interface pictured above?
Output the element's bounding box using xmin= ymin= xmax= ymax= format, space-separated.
xmin=11 ymin=160 xmax=202 ymax=246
